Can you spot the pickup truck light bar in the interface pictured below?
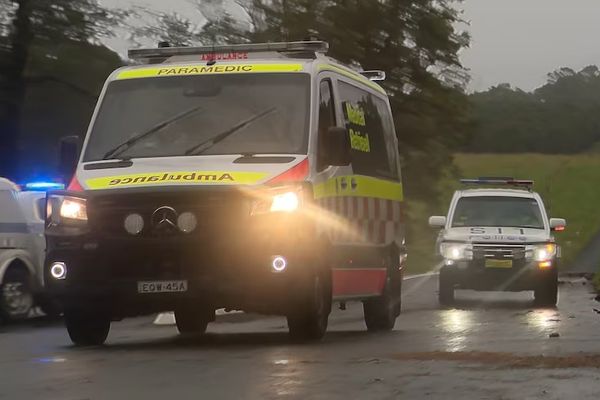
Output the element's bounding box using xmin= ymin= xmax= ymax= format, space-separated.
xmin=460 ymin=178 xmax=534 ymax=189
xmin=128 ymin=41 xmax=329 ymax=60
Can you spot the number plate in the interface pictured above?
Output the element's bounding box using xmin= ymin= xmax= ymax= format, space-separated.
xmin=485 ymin=259 xmax=513 ymax=269
xmin=137 ymin=280 xmax=188 ymax=294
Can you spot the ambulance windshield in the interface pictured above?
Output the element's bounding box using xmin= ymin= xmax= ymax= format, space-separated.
xmin=83 ymin=73 xmax=310 ymax=161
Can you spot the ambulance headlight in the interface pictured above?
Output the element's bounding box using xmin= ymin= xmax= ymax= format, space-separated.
xmin=251 ymin=187 xmax=303 ymax=215
xmin=533 ymin=243 xmax=557 ymax=262
xmin=60 ymin=197 xmax=88 ymax=221
xmin=440 ymin=243 xmax=471 ymax=261
xmin=48 ymin=195 xmax=88 ymax=223
xmin=270 ymin=192 xmax=300 ymax=212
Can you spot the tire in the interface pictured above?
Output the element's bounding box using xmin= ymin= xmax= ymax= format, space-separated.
xmin=175 ymin=306 xmax=214 ymax=335
xmin=287 ymin=273 xmax=331 ymax=342
xmin=363 ymin=275 xmax=401 ymax=332
xmin=438 ymin=266 xmax=455 ymax=306
xmin=534 ymin=271 xmax=558 ymax=307
xmin=64 ymin=309 xmax=110 ymax=346
xmin=38 ymin=297 xmax=63 ymax=318
xmin=0 ymin=266 xmax=34 ymax=322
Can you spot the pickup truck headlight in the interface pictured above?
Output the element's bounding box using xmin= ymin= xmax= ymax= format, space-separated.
xmin=533 ymin=243 xmax=557 ymax=262
xmin=47 ymin=195 xmax=88 ymax=223
xmin=440 ymin=243 xmax=472 ymax=261
xmin=251 ymin=187 xmax=303 ymax=215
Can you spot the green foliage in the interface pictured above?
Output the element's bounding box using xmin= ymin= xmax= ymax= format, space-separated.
xmin=19 ymin=41 xmax=122 ymax=180
xmin=0 ymin=0 xmax=124 ymax=180
xmin=468 ymin=65 xmax=600 ymax=154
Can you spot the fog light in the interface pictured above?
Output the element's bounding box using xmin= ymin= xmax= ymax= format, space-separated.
xmin=539 ymin=261 xmax=552 ymax=269
xmin=177 ymin=212 xmax=197 ymax=234
xmin=271 ymin=256 xmax=287 ymax=272
xmin=124 ymin=213 xmax=144 ymax=235
xmin=50 ymin=262 xmax=67 ymax=280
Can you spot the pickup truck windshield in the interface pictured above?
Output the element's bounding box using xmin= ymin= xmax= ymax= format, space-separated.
xmin=452 ymin=196 xmax=545 ymax=229
xmin=83 ymin=73 xmax=310 ymax=161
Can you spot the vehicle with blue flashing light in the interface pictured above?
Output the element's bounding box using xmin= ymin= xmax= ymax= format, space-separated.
xmin=0 ymin=178 xmax=64 ymax=322
xmin=44 ymin=41 xmax=406 ymax=346
xmin=429 ymin=178 xmax=566 ymax=307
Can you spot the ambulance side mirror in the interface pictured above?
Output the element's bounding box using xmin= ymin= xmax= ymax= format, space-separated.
xmin=325 ymin=127 xmax=351 ymax=166
xmin=58 ymin=135 xmax=81 ymax=184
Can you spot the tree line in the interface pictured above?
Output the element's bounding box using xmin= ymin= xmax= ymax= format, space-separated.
xmin=466 ymin=65 xmax=600 ymax=154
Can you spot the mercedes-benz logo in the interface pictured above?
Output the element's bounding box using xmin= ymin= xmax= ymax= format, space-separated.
xmin=151 ymin=206 xmax=178 ymax=233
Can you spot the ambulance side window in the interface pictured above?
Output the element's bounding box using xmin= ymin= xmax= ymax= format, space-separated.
xmin=317 ymin=79 xmax=336 ymax=171
xmin=338 ymin=82 xmax=397 ymax=180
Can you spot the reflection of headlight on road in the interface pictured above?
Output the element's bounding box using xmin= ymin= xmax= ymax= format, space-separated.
xmin=533 ymin=244 xmax=557 ymax=262
xmin=440 ymin=243 xmax=471 ymax=261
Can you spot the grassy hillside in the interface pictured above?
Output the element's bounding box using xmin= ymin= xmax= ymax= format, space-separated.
xmin=406 ymin=153 xmax=600 ymax=274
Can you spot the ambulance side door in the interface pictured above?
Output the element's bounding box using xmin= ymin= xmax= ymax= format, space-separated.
xmin=329 ymin=79 xmax=403 ymax=299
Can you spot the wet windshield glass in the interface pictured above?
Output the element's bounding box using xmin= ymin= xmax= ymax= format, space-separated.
xmin=452 ymin=196 xmax=545 ymax=229
xmin=83 ymin=73 xmax=310 ymax=161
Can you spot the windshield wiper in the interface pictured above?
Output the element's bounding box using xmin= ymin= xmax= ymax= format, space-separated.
xmin=102 ymin=104 xmax=204 ymax=160
xmin=184 ymin=107 xmax=277 ymax=156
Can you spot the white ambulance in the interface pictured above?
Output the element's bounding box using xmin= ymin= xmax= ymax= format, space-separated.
xmin=44 ymin=41 xmax=406 ymax=345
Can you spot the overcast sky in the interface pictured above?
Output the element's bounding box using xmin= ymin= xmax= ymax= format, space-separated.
xmin=101 ymin=0 xmax=600 ymax=92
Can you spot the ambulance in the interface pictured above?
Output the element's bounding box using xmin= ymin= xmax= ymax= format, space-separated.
xmin=0 ymin=179 xmax=62 ymax=321
xmin=44 ymin=41 xmax=406 ymax=345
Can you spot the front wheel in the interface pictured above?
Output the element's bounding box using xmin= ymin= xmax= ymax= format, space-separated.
xmin=287 ymin=273 xmax=331 ymax=342
xmin=534 ymin=271 xmax=558 ymax=307
xmin=0 ymin=267 xmax=34 ymax=322
xmin=175 ymin=306 xmax=214 ymax=335
xmin=64 ymin=309 xmax=111 ymax=346
xmin=363 ymin=275 xmax=401 ymax=332
xmin=38 ymin=296 xmax=63 ymax=318
xmin=438 ymin=266 xmax=455 ymax=307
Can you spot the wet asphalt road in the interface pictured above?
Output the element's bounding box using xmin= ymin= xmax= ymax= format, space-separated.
xmin=2 ymin=275 xmax=600 ymax=400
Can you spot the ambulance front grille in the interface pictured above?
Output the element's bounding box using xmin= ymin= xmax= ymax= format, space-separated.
xmin=87 ymin=189 xmax=248 ymax=238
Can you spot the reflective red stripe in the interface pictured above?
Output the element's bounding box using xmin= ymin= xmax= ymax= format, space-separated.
xmin=332 ymin=269 xmax=387 ymax=297
xmin=268 ymin=158 xmax=309 ymax=184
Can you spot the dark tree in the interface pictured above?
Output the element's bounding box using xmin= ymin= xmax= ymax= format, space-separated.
xmin=0 ymin=0 xmax=122 ymax=180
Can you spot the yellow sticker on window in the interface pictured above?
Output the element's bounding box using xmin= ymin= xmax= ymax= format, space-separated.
xmin=116 ymin=63 xmax=304 ymax=80
xmin=349 ymin=129 xmax=371 ymax=152
xmin=85 ymin=171 xmax=268 ymax=189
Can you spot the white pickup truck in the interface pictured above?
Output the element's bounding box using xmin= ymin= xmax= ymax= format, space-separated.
xmin=429 ymin=178 xmax=566 ymax=307
xmin=0 ymin=178 xmax=62 ymax=321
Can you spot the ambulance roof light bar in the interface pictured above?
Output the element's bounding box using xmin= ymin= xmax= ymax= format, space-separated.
xmin=128 ymin=41 xmax=330 ymax=61
xmin=460 ymin=177 xmax=534 ymax=190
